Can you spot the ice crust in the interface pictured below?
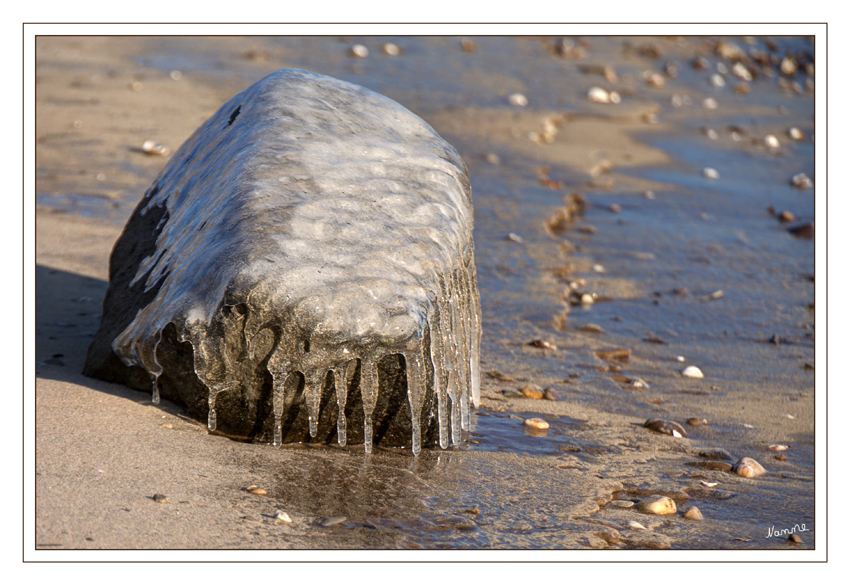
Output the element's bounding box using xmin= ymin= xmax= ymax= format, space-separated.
xmin=111 ymin=69 xmax=482 ymax=454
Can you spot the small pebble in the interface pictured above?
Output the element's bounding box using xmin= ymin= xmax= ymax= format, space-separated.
xmin=702 ymin=97 xmax=718 ymax=110
xmin=507 ymin=232 xmax=523 ymax=243
xmin=778 ymin=210 xmax=796 ymax=223
xmin=523 ymin=418 xmax=549 ymax=430
xmin=676 ymin=356 xmax=686 ymax=362
xmin=609 ymin=203 xmax=622 ymax=213
xmin=639 ymin=495 xmax=677 ymax=515
xmin=485 ymin=153 xmax=501 ymax=165
xmin=162 ymin=423 xmax=173 ymax=429
xmin=508 ymin=93 xmax=528 ymax=107
xmin=788 ymin=222 xmax=814 ymax=239
xmin=461 ymin=38 xmax=476 ymax=52
xmin=702 ymin=127 xmax=718 ymax=140
xmin=732 ymin=62 xmax=752 ymax=81
xmin=580 ymin=293 xmax=595 ymax=305
xmin=769 ymin=444 xmax=789 ymax=452
xmin=627 ymin=520 xmax=647 ymax=530
xmin=246 ymin=486 xmax=267 ymax=495
xmin=543 ymin=387 xmax=561 ymax=401
xmin=699 ymin=449 xmax=732 ymax=460
xmin=592 ymin=264 xmax=605 ymax=273
xmin=682 ymin=366 xmax=704 ymax=378
xmin=595 ymin=348 xmax=630 ymax=361
xmin=775 ymin=454 xmax=788 ymax=461
xmin=743 ymin=423 xmax=755 ymax=429
xmin=381 ymin=42 xmax=400 ymax=56
xmin=732 ymin=457 xmax=766 ymax=478
xmin=520 ymin=386 xmax=544 ymax=399
xmin=788 ymin=534 xmax=802 ymax=544
xmin=579 ymin=323 xmax=606 ymax=333
xmin=687 ymin=417 xmax=708 ymax=426
xmin=130 ymin=81 xmax=143 ymax=91
xmin=609 ymin=500 xmax=634 ymax=508
xmin=764 ymin=134 xmax=780 ymax=149
xmin=644 ymin=418 xmax=688 ymax=438
xmin=683 ymin=506 xmax=704 ymax=521
xmin=320 ymin=516 xmax=347 ymax=527
xmin=703 ymin=290 xmax=724 ymax=301
xmin=152 ymin=494 xmax=169 ymax=503
xmin=702 ymin=167 xmax=720 ymax=179
xmin=710 ymin=73 xmax=726 ymax=87
xmin=169 ymin=70 xmax=182 ymax=81
xmin=790 ymin=173 xmax=813 ymax=189
xmin=700 ymin=481 xmax=718 ymax=487
xmin=788 ymin=127 xmax=804 ymax=141
xmin=350 ymin=44 xmax=369 ymax=58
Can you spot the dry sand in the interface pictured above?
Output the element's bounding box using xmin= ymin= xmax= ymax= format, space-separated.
xmin=31 ymin=35 xmax=818 ymax=555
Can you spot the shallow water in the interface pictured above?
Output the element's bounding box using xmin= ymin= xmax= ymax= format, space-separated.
xmin=36 ymin=35 xmax=816 ymax=549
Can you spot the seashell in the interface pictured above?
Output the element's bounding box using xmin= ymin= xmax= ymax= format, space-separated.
xmin=508 ymin=93 xmax=528 ymax=107
xmin=349 ymin=44 xmax=369 ymax=58
xmin=687 ymin=417 xmax=708 ymax=426
xmin=732 ymin=457 xmax=766 ymax=478
xmin=142 ymin=139 xmax=169 ymax=156
xmin=702 ymin=127 xmax=718 ymax=140
xmin=683 ymin=506 xmax=704 ymax=521
xmin=787 ymin=127 xmax=804 ymax=141
xmin=639 ymin=495 xmax=677 ymax=515
xmin=627 ymin=520 xmax=647 ymax=530
xmin=702 ymin=168 xmax=720 ymax=179
xmin=274 ymin=510 xmax=293 ymax=523
xmin=764 ymin=134 xmax=780 ymax=149
xmin=733 ymin=82 xmax=751 ymax=94
xmin=682 ymin=366 xmax=704 ymax=378
xmin=592 ymin=264 xmax=605 ymax=273
xmin=587 ymin=87 xmax=617 ymax=104
xmin=523 ymin=417 xmax=549 ymax=430
xmin=710 ymin=73 xmax=726 ymax=87
xmin=702 ymin=97 xmax=718 ymax=110
xmin=580 ymin=293 xmax=595 ymax=305
xmin=644 ymin=418 xmax=688 ymax=438
xmin=529 ymin=339 xmax=557 ymax=350
xmin=732 ymin=62 xmax=753 ymax=81
xmin=644 ymin=71 xmax=665 ymax=87
xmin=507 ymin=232 xmax=524 ymax=243
xmin=699 ymin=481 xmax=718 ymax=487
xmin=381 ymin=42 xmax=400 ymax=56
xmin=769 ymin=444 xmax=789 ymax=452
xmin=520 ymin=385 xmax=544 ymax=399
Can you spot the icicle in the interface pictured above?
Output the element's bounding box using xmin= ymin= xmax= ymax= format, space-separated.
xmin=450 ymin=386 xmax=461 ymax=446
xmin=429 ymin=310 xmax=449 ymax=449
xmin=404 ymin=349 xmax=426 ymax=456
xmin=469 ymin=264 xmax=482 ymax=408
xmin=360 ymin=359 xmax=379 ymax=454
xmin=333 ymin=364 xmax=349 ymax=447
xmin=150 ymin=374 xmax=160 ymax=405
xmin=304 ymin=369 xmax=325 ymax=438
xmin=438 ymin=277 xmax=461 ymax=446
xmin=272 ymin=376 xmax=284 ymax=448
xmin=207 ymin=382 xmax=238 ymax=432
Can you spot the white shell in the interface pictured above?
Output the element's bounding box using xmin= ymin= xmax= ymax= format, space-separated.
xmin=682 ymin=365 xmax=704 ymax=378
xmin=350 ymin=44 xmax=369 ymax=58
xmin=769 ymin=444 xmax=789 ymax=452
xmin=702 ymin=97 xmax=718 ymax=110
xmin=627 ymin=520 xmax=647 ymax=530
xmin=381 ymin=43 xmax=400 ymax=56
xmin=702 ymin=168 xmax=720 ymax=179
xmin=788 ymin=127 xmax=804 ymax=141
xmin=523 ymin=417 xmax=549 ymax=430
xmin=710 ymin=73 xmax=726 ymax=87
xmin=588 ymin=87 xmax=614 ymax=104
xmin=764 ymin=134 xmax=780 ymax=149
xmin=508 ymin=93 xmax=528 ymax=107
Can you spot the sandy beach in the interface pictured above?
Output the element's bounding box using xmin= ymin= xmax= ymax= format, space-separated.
xmin=31 ymin=34 xmax=820 ymax=555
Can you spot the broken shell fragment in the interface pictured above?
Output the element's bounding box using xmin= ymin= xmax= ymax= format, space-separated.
xmin=732 ymin=457 xmax=766 ymax=478
xmin=644 ymin=418 xmax=688 ymax=438
xmin=769 ymin=444 xmax=789 ymax=452
xmin=682 ymin=366 xmax=704 ymax=378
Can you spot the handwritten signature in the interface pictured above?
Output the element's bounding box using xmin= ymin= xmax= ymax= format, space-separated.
xmin=766 ymin=523 xmax=810 ymax=538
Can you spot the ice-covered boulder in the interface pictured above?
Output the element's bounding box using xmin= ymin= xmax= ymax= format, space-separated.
xmin=83 ymin=69 xmax=481 ymax=454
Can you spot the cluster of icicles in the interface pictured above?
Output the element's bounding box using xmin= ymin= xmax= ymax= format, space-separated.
xmin=132 ymin=264 xmax=480 ymax=457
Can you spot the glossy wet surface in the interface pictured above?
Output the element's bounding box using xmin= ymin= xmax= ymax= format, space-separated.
xmin=35 ymin=35 xmax=816 ymax=550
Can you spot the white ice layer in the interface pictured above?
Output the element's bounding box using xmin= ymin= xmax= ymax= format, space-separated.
xmin=111 ymin=69 xmax=482 ymax=454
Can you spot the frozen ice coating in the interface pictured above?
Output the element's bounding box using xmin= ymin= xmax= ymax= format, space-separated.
xmin=86 ymin=69 xmax=482 ymax=453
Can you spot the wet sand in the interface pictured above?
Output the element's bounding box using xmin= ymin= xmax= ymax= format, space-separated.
xmin=32 ymin=35 xmax=819 ymax=554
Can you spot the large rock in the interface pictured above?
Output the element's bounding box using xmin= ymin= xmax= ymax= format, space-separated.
xmin=83 ymin=69 xmax=482 ymax=454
